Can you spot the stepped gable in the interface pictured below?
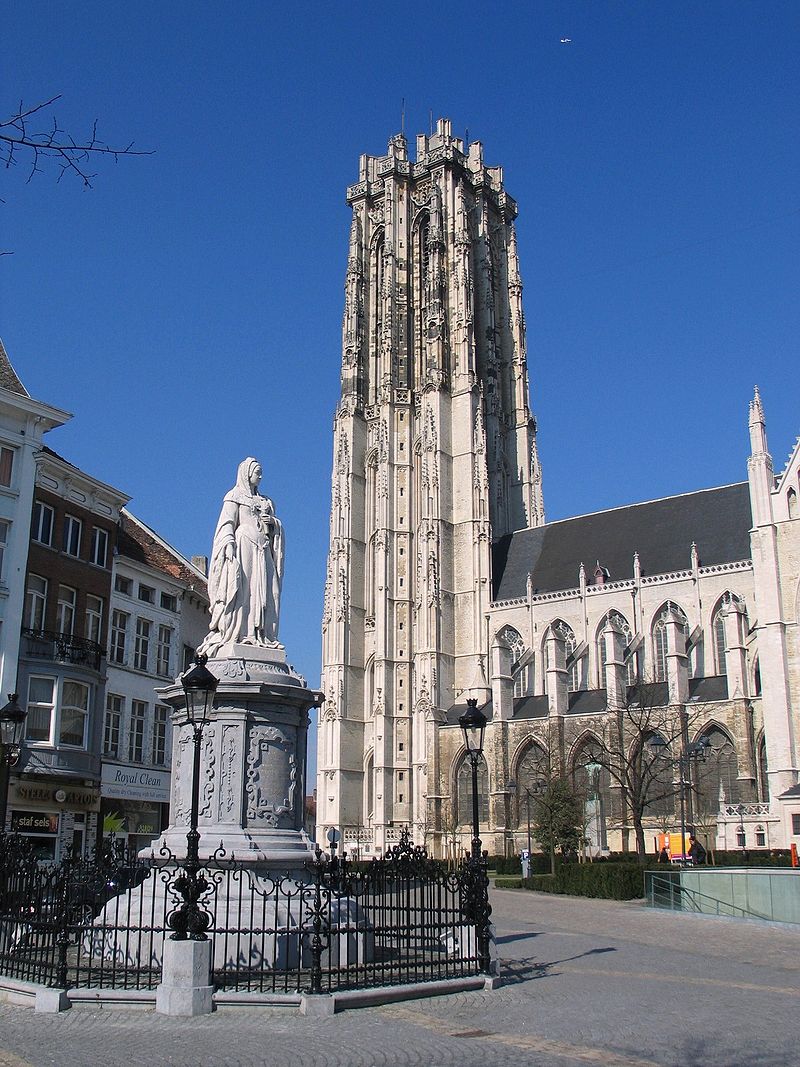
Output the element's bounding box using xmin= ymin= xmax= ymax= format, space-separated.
xmin=492 ymin=482 xmax=752 ymax=600
xmin=119 ymin=509 xmax=207 ymax=593
xmin=0 ymin=339 xmax=30 ymax=397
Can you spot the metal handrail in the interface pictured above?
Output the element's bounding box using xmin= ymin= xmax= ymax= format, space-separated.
xmin=645 ymin=872 xmax=771 ymax=921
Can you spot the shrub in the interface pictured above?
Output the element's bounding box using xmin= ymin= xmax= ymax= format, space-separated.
xmin=487 ymin=853 xmax=552 ymax=876
xmin=522 ymin=862 xmax=645 ymax=900
xmin=493 ymin=876 xmax=524 ymax=889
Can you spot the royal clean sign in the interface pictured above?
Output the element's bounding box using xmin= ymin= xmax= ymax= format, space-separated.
xmin=101 ymin=763 xmax=170 ymax=803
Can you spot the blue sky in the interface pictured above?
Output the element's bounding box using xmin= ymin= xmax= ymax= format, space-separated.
xmin=4 ymin=2 xmax=798 ymax=750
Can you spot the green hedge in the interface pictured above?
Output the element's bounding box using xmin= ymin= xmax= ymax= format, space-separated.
xmin=522 ymin=862 xmax=645 ymax=900
xmin=486 ymin=853 xmax=552 ymax=875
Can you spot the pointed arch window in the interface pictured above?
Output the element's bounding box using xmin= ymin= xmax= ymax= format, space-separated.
xmin=364 ymin=752 xmax=375 ymax=823
xmin=789 ymin=487 xmax=798 ymax=519
xmin=549 ymin=620 xmax=583 ymax=691
xmin=572 ymin=738 xmax=614 ymax=850
xmin=515 ymin=742 xmax=548 ymax=829
xmin=497 ymin=625 xmax=531 ymax=696
xmin=456 ymin=753 xmax=488 ymax=827
xmin=597 ymin=611 xmax=636 ymax=687
xmin=757 ymin=735 xmax=769 ymax=802
xmin=711 ymin=594 xmax=746 ymax=676
xmin=693 ymin=726 xmax=740 ymax=813
xmin=652 ymin=603 xmax=690 ymax=683
xmin=411 ymin=212 xmax=430 ymax=386
xmin=369 ymin=233 xmax=385 ymax=405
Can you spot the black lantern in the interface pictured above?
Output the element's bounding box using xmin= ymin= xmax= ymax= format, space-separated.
xmin=648 ymin=732 xmax=668 ymax=757
xmin=0 ymin=694 xmax=26 ymax=757
xmin=0 ymin=693 xmax=27 ymax=831
xmin=181 ymin=654 xmax=218 ymax=728
xmin=459 ymin=697 xmax=487 ymax=759
xmin=168 ymin=654 xmax=218 ymax=941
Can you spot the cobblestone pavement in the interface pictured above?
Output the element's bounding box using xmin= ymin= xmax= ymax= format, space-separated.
xmin=2 ymin=887 xmax=800 ymax=1067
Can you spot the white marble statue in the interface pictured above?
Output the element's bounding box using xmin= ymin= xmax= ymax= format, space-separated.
xmin=198 ymin=458 xmax=284 ymax=656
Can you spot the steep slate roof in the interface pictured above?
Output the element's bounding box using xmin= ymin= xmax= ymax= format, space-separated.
xmin=492 ymin=483 xmax=752 ymax=600
xmin=119 ymin=510 xmax=208 ymax=593
xmin=0 ymin=339 xmax=30 ymax=397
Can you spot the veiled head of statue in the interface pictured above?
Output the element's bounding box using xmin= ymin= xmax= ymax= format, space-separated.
xmin=236 ymin=457 xmax=262 ymax=494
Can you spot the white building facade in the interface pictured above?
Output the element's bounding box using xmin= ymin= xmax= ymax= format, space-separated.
xmin=0 ymin=341 xmax=70 ymax=700
xmin=102 ymin=510 xmax=208 ymax=852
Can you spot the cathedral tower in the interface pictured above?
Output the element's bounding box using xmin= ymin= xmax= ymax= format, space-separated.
xmin=318 ymin=119 xmax=543 ymax=853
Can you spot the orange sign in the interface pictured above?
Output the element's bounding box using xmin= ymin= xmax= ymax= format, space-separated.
xmin=657 ymin=831 xmax=690 ymax=861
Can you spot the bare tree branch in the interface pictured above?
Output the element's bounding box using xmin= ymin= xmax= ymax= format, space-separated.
xmin=1 ymin=95 xmax=153 ymax=188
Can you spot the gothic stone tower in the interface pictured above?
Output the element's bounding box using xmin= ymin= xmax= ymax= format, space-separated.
xmin=318 ymin=119 xmax=543 ymax=854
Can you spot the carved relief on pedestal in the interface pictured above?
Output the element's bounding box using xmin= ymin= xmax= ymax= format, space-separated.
xmin=199 ymin=727 xmax=216 ymax=819
xmin=218 ymin=724 xmax=239 ymax=822
xmin=172 ymin=730 xmax=191 ymax=826
xmin=245 ymin=724 xmax=297 ymax=828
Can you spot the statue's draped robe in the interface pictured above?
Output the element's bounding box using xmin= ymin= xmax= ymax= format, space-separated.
xmin=199 ymin=461 xmax=284 ymax=656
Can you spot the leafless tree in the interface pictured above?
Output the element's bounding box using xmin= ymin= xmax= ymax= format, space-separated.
xmin=576 ymin=682 xmax=702 ymax=861
xmin=1 ymin=95 xmax=153 ymax=188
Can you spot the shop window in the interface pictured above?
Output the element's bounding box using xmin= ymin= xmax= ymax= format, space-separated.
xmin=85 ymin=595 xmax=104 ymax=644
xmin=134 ymin=618 xmax=151 ymax=671
xmin=33 ymin=501 xmax=54 ymax=546
xmin=0 ymin=446 xmax=14 ymax=487
xmin=90 ymin=526 xmax=108 ymax=568
xmin=59 ymin=680 xmax=89 ymax=747
xmin=129 ymin=700 xmax=146 ymax=762
xmin=110 ymin=609 xmax=129 ymax=664
xmin=104 ymin=694 xmax=123 ymax=759
xmin=152 ymin=705 xmax=169 ymax=766
xmin=26 ymin=676 xmax=56 ymax=743
xmin=156 ymin=624 xmax=172 ymax=677
xmin=63 ymin=514 xmax=82 ymax=557
xmin=25 ymin=574 xmax=47 ymax=630
xmin=25 ymin=676 xmax=88 ymax=749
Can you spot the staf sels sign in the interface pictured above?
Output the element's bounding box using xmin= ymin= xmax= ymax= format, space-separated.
xmin=101 ymin=763 xmax=170 ymax=803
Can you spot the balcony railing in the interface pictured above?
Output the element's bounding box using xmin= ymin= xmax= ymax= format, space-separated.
xmin=22 ymin=629 xmax=105 ymax=671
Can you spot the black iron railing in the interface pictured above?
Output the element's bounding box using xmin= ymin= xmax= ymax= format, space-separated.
xmin=22 ymin=629 xmax=105 ymax=670
xmin=0 ymin=832 xmax=492 ymax=994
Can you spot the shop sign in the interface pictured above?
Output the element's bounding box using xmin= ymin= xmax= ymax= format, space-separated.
xmin=101 ymin=763 xmax=170 ymax=803
xmin=11 ymin=783 xmax=100 ymax=811
xmin=11 ymin=810 xmax=59 ymax=834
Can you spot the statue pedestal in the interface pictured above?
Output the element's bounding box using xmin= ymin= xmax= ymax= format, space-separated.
xmin=151 ymin=646 xmax=322 ymax=873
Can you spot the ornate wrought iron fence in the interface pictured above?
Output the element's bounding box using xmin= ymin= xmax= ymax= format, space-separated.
xmin=0 ymin=832 xmax=491 ymax=994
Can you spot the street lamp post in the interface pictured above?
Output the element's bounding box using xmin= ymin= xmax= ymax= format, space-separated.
xmin=458 ymin=698 xmax=488 ymax=859
xmin=0 ymin=694 xmax=27 ymax=833
xmin=458 ymin=696 xmax=492 ymax=973
xmin=168 ymin=654 xmax=218 ymax=941
xmin=649 ymin=733 xmax=711 ymax=866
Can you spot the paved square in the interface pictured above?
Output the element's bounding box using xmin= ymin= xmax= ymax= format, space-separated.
xmin=2 ymin=887 xmax=798 ymax=1066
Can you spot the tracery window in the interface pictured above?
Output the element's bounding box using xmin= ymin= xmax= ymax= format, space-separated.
xmin=456 ymin=753 xmax=488 ymax=827
xmin=652 ymin=602 xmax=690 ymax=682
xmin=548 ymin=620 xmax=582 ymax=691
xmin=694 ymin=726 xmax=740 ymax=812
xmin=597 ymin=611 xmax=636 ymax=687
